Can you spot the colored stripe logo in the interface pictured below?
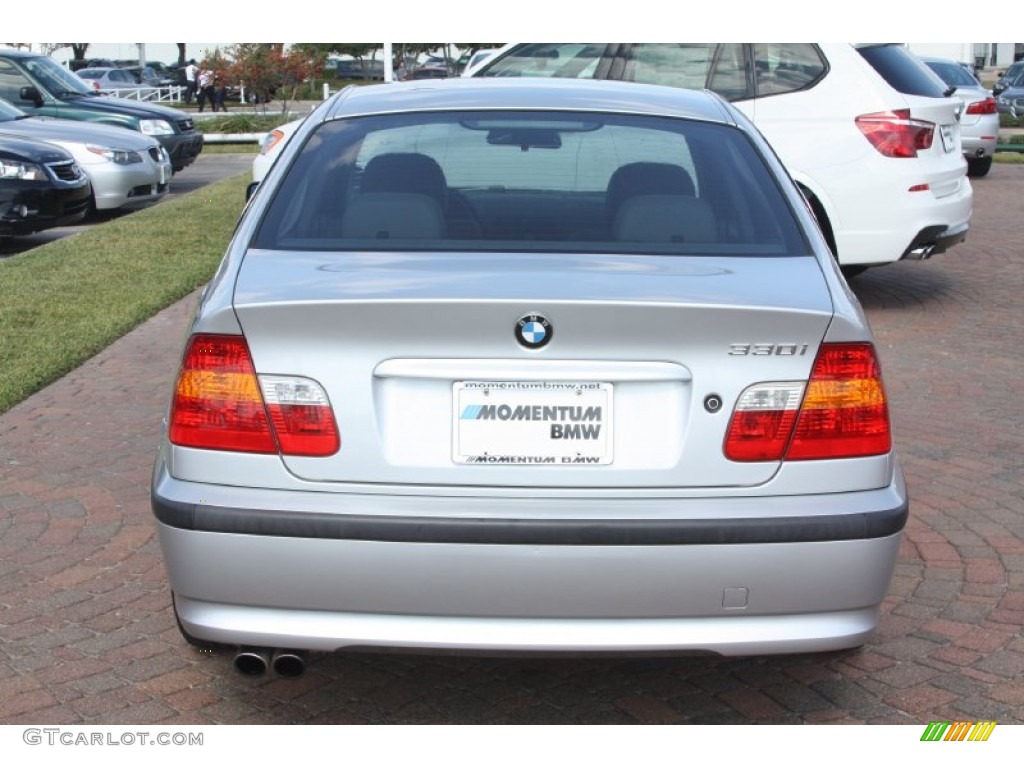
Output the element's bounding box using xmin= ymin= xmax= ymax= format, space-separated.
xmin=920 ymin=721 xmax=996 ymax=742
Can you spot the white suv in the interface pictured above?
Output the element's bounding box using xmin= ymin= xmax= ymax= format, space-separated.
xmin=470 ymin=43 xmax=973 ymax=276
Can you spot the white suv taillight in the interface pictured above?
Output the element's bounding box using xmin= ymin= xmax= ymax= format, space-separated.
xmin=855 ymin=109 xmax=935 ymax=158
xmin=724 ymin=343 xmax=892 ymax=462
xmin=169 ymin=334 xmax=340 ymax=456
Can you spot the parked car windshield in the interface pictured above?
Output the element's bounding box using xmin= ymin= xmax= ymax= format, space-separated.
xmin=253 ymin=110 xmax=808 ymax=257
xmin=22 ymin=55 xmax=94 ymax=96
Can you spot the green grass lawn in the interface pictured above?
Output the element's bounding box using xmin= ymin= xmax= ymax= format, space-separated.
xmin=0 ymin=172 xmax=249 ymax=414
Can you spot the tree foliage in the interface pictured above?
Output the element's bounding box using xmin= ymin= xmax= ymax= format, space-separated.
xmin=226 ymin=44 xmax=326 ymax=114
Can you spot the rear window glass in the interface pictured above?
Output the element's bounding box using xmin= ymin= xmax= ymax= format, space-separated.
xmin=252 ymin=110 xmax=807 ymax=257
xmin=621 ymin=44 xmax=715 ymax=90
xmin=753 ymin=44 xmax=827 ymax=96
xmin=475 ymin=44 xmax=612 ymax=79
xmin=857 ymin=45 xmax=948 ymax=97
xmin=924 ymin=60 xmax=979 ymax=88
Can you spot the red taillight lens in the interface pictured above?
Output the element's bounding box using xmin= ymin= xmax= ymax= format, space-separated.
xmin=724 ymin=343 xmax=892 ymax=462
xmin=723 ymin=384 xmax=804 ymax=462
xmin=855 ymin=109 xmax=934 ymax=158
xmin=786 ymin=343 xmax=891 ymax=460
xmin=966 ymin=97 xmax=998 ymax=115
xmin=260 ymin=375 xmax=341 ymax=457
xmin=169 ymin=335 xmax=339 ymax=456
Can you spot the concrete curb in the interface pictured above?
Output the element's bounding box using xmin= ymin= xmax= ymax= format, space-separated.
xmin=202 ymin=132 xmax=266 ymax=144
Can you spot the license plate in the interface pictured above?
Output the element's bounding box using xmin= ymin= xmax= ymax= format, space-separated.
xmin=453 ymin=381 xmax=613 ymax=465
xmin=940 ymin=123 xmax=955 ymax=153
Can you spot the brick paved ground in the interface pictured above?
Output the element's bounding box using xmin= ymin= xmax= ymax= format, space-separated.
xmin=0 ymin=166 xmax=1021 ymax=725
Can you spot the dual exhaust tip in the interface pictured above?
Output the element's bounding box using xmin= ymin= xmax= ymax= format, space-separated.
xmin=234 ymin=647 xmax=307 ymax=678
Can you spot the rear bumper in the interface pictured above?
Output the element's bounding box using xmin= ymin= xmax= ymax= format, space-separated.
xmin=900 ymin=221 xmax=969 ymax=260
xmin=153 ymin=459 xmax=908 ymax=656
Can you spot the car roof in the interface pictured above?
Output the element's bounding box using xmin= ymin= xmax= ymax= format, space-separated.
xmin=326 ymin=77 xmax=736 ymax=124
xmin=919 ymin=55 xmax=971 ymax=66
xmin=0 ymin=48 xmax=41 ymax=59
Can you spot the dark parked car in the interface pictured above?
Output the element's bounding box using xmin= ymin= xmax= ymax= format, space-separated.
xmin=333 ymin=59 xmax=385 ymax=80
xmin=995 ymin=69 xmax=1024 ymax=119
xmin=402 ymin=64 xmax=450 ymax=80
xmin=68 ymin=57 xmax=117 ymax=72
xmin=992 ymin=60 xmax=1024 ymax=95
xmin=0 ymin=132 xmax=91 ymax=236
xmin=0 ymin=50 xmax=203 ymax=174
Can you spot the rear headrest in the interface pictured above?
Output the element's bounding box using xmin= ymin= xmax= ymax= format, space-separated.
xmin=613 ymin=194 xmax=717 ymax=244
xmin=361 ymin=152 xmax=448 ymax=203
xmin=606 ymin=162 xmax=696 ymax=216
xmin=340 ymin=193 xmax=444 ymax=240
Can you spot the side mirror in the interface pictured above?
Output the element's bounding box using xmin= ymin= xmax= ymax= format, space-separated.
xmin=246 ymin=181 xmax=259 ymax=202
xmin=19 ymin=85 xmax=43 ymax=108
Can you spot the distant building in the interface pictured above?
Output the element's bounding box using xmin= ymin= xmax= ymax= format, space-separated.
xmin=908 ymin=43 xmax=1022 ymax=71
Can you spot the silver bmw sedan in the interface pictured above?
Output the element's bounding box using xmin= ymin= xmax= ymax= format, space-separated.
xmin=152 ymin=77 xmax=907 ymax=677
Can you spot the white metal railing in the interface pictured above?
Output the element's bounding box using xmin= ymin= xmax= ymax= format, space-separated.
xmin=94 ymin=86 xmax=185 ymax=103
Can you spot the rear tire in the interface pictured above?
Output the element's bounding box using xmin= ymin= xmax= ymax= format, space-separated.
xmin=798 ymin=184 xmax=838 ymax=258
xmin=967 ymin=156 xmax=992 ymax=178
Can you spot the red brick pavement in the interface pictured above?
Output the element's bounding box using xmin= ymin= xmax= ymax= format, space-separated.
xmin=0 ymin=165 xmax=1022 ymax=725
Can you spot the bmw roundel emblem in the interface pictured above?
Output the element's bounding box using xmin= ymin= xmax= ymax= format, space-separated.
xmin=516 ymin=314 xmax=553 ymax=349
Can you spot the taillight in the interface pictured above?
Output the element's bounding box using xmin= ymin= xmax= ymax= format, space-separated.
xmin=855 ymin=109 xmax=934 ymax=158
xmin=169 ymin=334 xmax=340 ymax=456
xmin=724 ymin=343 xmax=891 ymax=462
xmin=966 ymin=97 xmax=997 ymax=115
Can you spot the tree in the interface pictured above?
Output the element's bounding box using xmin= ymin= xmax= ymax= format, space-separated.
xmin=227 ymin=44 xmax=326 ymax=114
xmin=70 ymin=44 xmax=90 ymax=60
xmin=177 ymin=44 xmax=186 ymax=66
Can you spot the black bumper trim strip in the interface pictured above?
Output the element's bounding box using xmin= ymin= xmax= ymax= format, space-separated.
xmin=152 ymin=495 xmax=908 ymax=546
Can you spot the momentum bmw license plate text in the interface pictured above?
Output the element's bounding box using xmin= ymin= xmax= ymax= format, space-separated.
xmin=453 ymin=381 xmax=613 ymax=465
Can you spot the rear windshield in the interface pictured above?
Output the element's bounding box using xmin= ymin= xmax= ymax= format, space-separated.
xmin=924 ymin=60 xmax=979 ymax=88
xmin=252 ymin=110 xmax=807 ymax=257
xmin=857 ymin=45 xmax=948 ymax=97
xmin=476 ymin=44 xmax=612 ymax=79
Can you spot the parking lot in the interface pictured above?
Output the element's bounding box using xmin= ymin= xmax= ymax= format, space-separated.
xmin=0 ymin=162 xmax=1021 ymax=725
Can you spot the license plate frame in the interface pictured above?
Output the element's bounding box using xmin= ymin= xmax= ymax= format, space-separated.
xmin=453 ymin=381 xmax=613 ymax=466
xmin=940 ymin=123 xmax=955 ymax=153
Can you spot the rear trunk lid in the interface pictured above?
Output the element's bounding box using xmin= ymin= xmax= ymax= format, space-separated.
xmin=233 ymin=250 xmax=834 ymax=489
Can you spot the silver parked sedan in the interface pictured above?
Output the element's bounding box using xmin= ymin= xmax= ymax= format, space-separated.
xmin=921 ymin=56 xmax=1000 ymax=178
xmin=152 ymin=78 xmax=908 ymax=677
xmin=0 ymin=98 xmax=171 ymax=211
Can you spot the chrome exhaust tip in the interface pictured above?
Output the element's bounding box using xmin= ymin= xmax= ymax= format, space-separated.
xmin=234 ymin=647 xmax=271 ymax=676
xmin=271 ymin=649 xmax=308 ymax=678
xmin=904 ymin=244 xmax=936 ymax=261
